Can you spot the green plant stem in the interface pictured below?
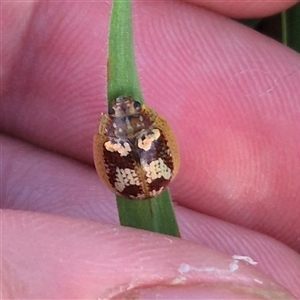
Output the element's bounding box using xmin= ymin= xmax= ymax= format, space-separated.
xmin=117 ymin=190 xmax=180 ymax=237
xmin=107 ymin=0 xmax=144 ymax=105
xmin=281 ymin=11 xmax=287 ymax=46
xmin=281 ymin=4 xmax=300 ymax=52
xmin=107 ymin=0 xmax=180 ymax=237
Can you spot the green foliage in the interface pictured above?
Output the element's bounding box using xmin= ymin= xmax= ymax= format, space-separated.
xmin=107 ymin=0 xmax=144 ymax=104
xmin=240 ymin=3 xmax=300 ymax=53
xmin=282 ymin=4 xmax=300 ymax=52
xmin=117 ymin=190 xmax=180 ymax=237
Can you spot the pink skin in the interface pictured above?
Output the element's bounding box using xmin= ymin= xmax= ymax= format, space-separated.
xmin=1 ymin=1 xmax=300 ymax=298
xmin=184 ymin=1 xmax=298 ymax=18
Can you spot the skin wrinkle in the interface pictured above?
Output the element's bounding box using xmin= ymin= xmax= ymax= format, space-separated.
xmin=262 ymin=66 xmax=300 ymax=98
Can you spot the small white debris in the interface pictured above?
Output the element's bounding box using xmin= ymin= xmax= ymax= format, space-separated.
xmin=254 ymin=278 xmax=263 ymax=284
xmin=178 ymin=264 xmax=191 ymax=274
xmin=171 ymin=276 xmax=186 ymax=285
xmin=229 ymin=259 xmax=239 ymax=272
xmin=178 ymin=263 xmax=217 ymax=274
xmin=232 ymin=255 xmax=258 ymax=266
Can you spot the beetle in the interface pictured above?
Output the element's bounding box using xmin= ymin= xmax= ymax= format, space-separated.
xmin=93 ymin=96 xmax=180 ymax=200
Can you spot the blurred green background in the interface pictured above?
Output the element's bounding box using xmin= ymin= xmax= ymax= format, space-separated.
xmin=240 ymin=3 xmax=300 ymax=53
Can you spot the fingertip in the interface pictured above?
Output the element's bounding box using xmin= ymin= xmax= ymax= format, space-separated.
xmin=2 ymin=210 xmax=297 ymax=299
xmin=183 ymin=1 xmax=298 ymax=18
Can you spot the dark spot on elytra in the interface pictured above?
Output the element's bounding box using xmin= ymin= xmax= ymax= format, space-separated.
xmin=148 ymin=177 xmax=170 ymax=192
xmin=120 ymin=185 xmax=144 ymax=200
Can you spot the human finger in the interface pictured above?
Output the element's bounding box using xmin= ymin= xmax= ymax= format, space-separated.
xmin=183 ymin=1 xmax=298 ymax=18
xmin=2 ymin=2 xmax=300 ymax=251
xmin=2 ymin=133 xmax=300 ymax=298
xmin=2 ymin=209 xmax=299 ymax=299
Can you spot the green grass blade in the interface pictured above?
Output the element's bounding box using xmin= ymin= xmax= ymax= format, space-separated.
xmin=107 ymin=0 xmax=144 ymax=105
xmin=107 ymin=0 xmax=180 ymax=237
xmin=281 ymin=11 xmax=288 ymax=46
xmin=117 ymin=190 xmax=180 ymax=237
xmin=281 ymin=3 xmax=300 ymax=53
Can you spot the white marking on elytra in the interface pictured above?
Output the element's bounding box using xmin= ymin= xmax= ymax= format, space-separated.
xmin=114 ymin=167 xmax=140 ymax=192
xmin=138 ymin=138 xmax=152 ymax=151
xmin=104 ymin=141 xmax=131 ymax=156
xmin=142 ymin=157 xmax=172 ymax=182
xmin=138 ymin=129 xmax=161 ymax=151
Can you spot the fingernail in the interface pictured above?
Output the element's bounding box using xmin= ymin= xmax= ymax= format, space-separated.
xmin=119 ymin=284 xmax=295 ymax=300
